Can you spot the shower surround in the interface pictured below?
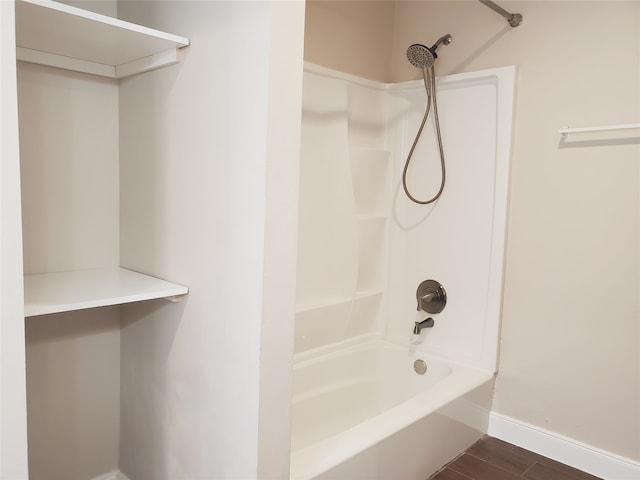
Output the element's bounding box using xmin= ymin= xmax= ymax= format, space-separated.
xmin=292 ymin=63 xmax=515 ymax=478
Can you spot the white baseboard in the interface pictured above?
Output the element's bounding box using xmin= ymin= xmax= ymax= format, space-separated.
xmin=88 ymin=470 xmax=132 ymax=480
xmin=488 ymin=412 xmax=640 ymax=480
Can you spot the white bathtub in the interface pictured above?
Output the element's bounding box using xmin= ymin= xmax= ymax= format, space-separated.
xmin=289 ymin=337 xmax=495 ymax=479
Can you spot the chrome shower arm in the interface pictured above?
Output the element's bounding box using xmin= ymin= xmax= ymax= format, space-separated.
xmin=478 ymin=0 xmax=523 ymax=27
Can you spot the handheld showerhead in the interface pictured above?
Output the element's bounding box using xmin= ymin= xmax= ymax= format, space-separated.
xmin=406 ymin=34 xmax=453 ymax=69
xmin=406 ymin=44 xmax=436 ymax=68
xmin=403 ymin=34 xmax=453 ymax=205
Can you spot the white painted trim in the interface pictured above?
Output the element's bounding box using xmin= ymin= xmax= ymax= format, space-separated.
xmin=115 ymin=48 xmax=183 ymax=79
xmin=88 ymin=470 xmax=132 ymax=480
xmin=17 ymin=46 xmax=117 ymax=77
xmin=488 ymin=412 xmax=640 ymax=480
xmin=16 ymin=46 xmax=184 ymax=80
xmin=1 ymin=1 xmax=30 ymax=475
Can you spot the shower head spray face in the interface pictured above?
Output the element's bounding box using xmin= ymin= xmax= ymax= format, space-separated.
xmin=406 ymin=44 xmax=436 ymax=68
xmin=407 ymin=34 xmax=453 ymax=69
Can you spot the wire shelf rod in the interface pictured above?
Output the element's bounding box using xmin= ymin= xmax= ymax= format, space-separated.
xmin=559 ymin=123 xmax=640 ymax=136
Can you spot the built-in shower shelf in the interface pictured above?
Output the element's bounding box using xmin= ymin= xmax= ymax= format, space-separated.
xmin=294 ymin=291 xmax=383 ymax=315
xmin=355 ymin=290 xmax=383 ymax=301
xmin=295 ymin=296 xmax=352 ymax=314
xmin=15 ymin=0 xmax=190 ymax=79
xmin=24 ymin=267 xmax=189 ymax=317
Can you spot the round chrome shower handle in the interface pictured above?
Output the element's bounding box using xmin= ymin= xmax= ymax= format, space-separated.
xmin=416 ymin=279 xmax=447 ymax=314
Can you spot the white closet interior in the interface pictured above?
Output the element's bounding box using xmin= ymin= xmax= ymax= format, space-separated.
xmin=16 ymin=1 xmax=190 ymax=477
xmin=18 ymin=0 xmax=189 ymax=317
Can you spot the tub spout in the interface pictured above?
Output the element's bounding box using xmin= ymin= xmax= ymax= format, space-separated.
xmin=413 ymin=318 xmax=435 ymax=334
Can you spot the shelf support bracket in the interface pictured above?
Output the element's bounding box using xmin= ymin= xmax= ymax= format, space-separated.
xmin=164 ymin=294 xmax=187 ymax=303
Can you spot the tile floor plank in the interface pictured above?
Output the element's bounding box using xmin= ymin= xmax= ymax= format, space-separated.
xmin=476 ymin=436 xmax=602 ymax=480
xmin=466 ymin=437 xmax=536 ymax=475
xmin=448 ymin=453 xmax=523 ymax=480
xmin=427 ymin=436 xmax=603 ymax=480
xmin=479 ymin=437 xmax=602 ymax=480
xmin=429 ymin=468 xmax=473 ymax=480
xmin=524 ymin=462 xmax=603 ymax=480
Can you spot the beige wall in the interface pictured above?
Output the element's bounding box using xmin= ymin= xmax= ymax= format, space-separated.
xmin=17 ymin=60 xmax=121 ymax=478
xmin=305 ymin=0 xmax=640 ymax=461
xmin=25 ymin=309 xmax=120 ymax=480
xmin=57 ymin=0 xmax=117 ymax=17
xmin=304 ymin=0 xmax=395 ymax=82
xmin=395 ymin=0 xmax=639 ymax=461
xmin=18 ymin=63 xmax=120 ymax=275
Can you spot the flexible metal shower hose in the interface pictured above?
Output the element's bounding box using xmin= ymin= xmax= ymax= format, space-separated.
xmin=401 ymin=65 xmax=446 ymax=205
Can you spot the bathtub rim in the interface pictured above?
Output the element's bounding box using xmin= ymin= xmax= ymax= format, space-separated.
xmin=293 ymin=332 xmax=492 ymax=373
xmin=289 ymin=334 xmax=494 ymax=479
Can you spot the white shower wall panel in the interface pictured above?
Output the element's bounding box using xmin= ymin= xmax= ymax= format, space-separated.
xmin=386 ymin=69 xmax=514 ymax=371
xmin=346 ymin=81 xmax=388 ymax=149
xmin=296 ymin=72 xmax=358 ymax=310
xmin=296 ymin=65 xmax=514 ymax=366
xmin=295 ymin=67 xmax=391 ymax=353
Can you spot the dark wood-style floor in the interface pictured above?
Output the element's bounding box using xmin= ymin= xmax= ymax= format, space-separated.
xmin=429 ymin=436 xmax=603 ymax=480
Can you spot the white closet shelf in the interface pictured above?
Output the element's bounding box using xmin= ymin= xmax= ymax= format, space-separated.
xmin=24 ymin=267 xmax=189 ymax=317
xmin=15 ymin=0 xmax=190 ymax=79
